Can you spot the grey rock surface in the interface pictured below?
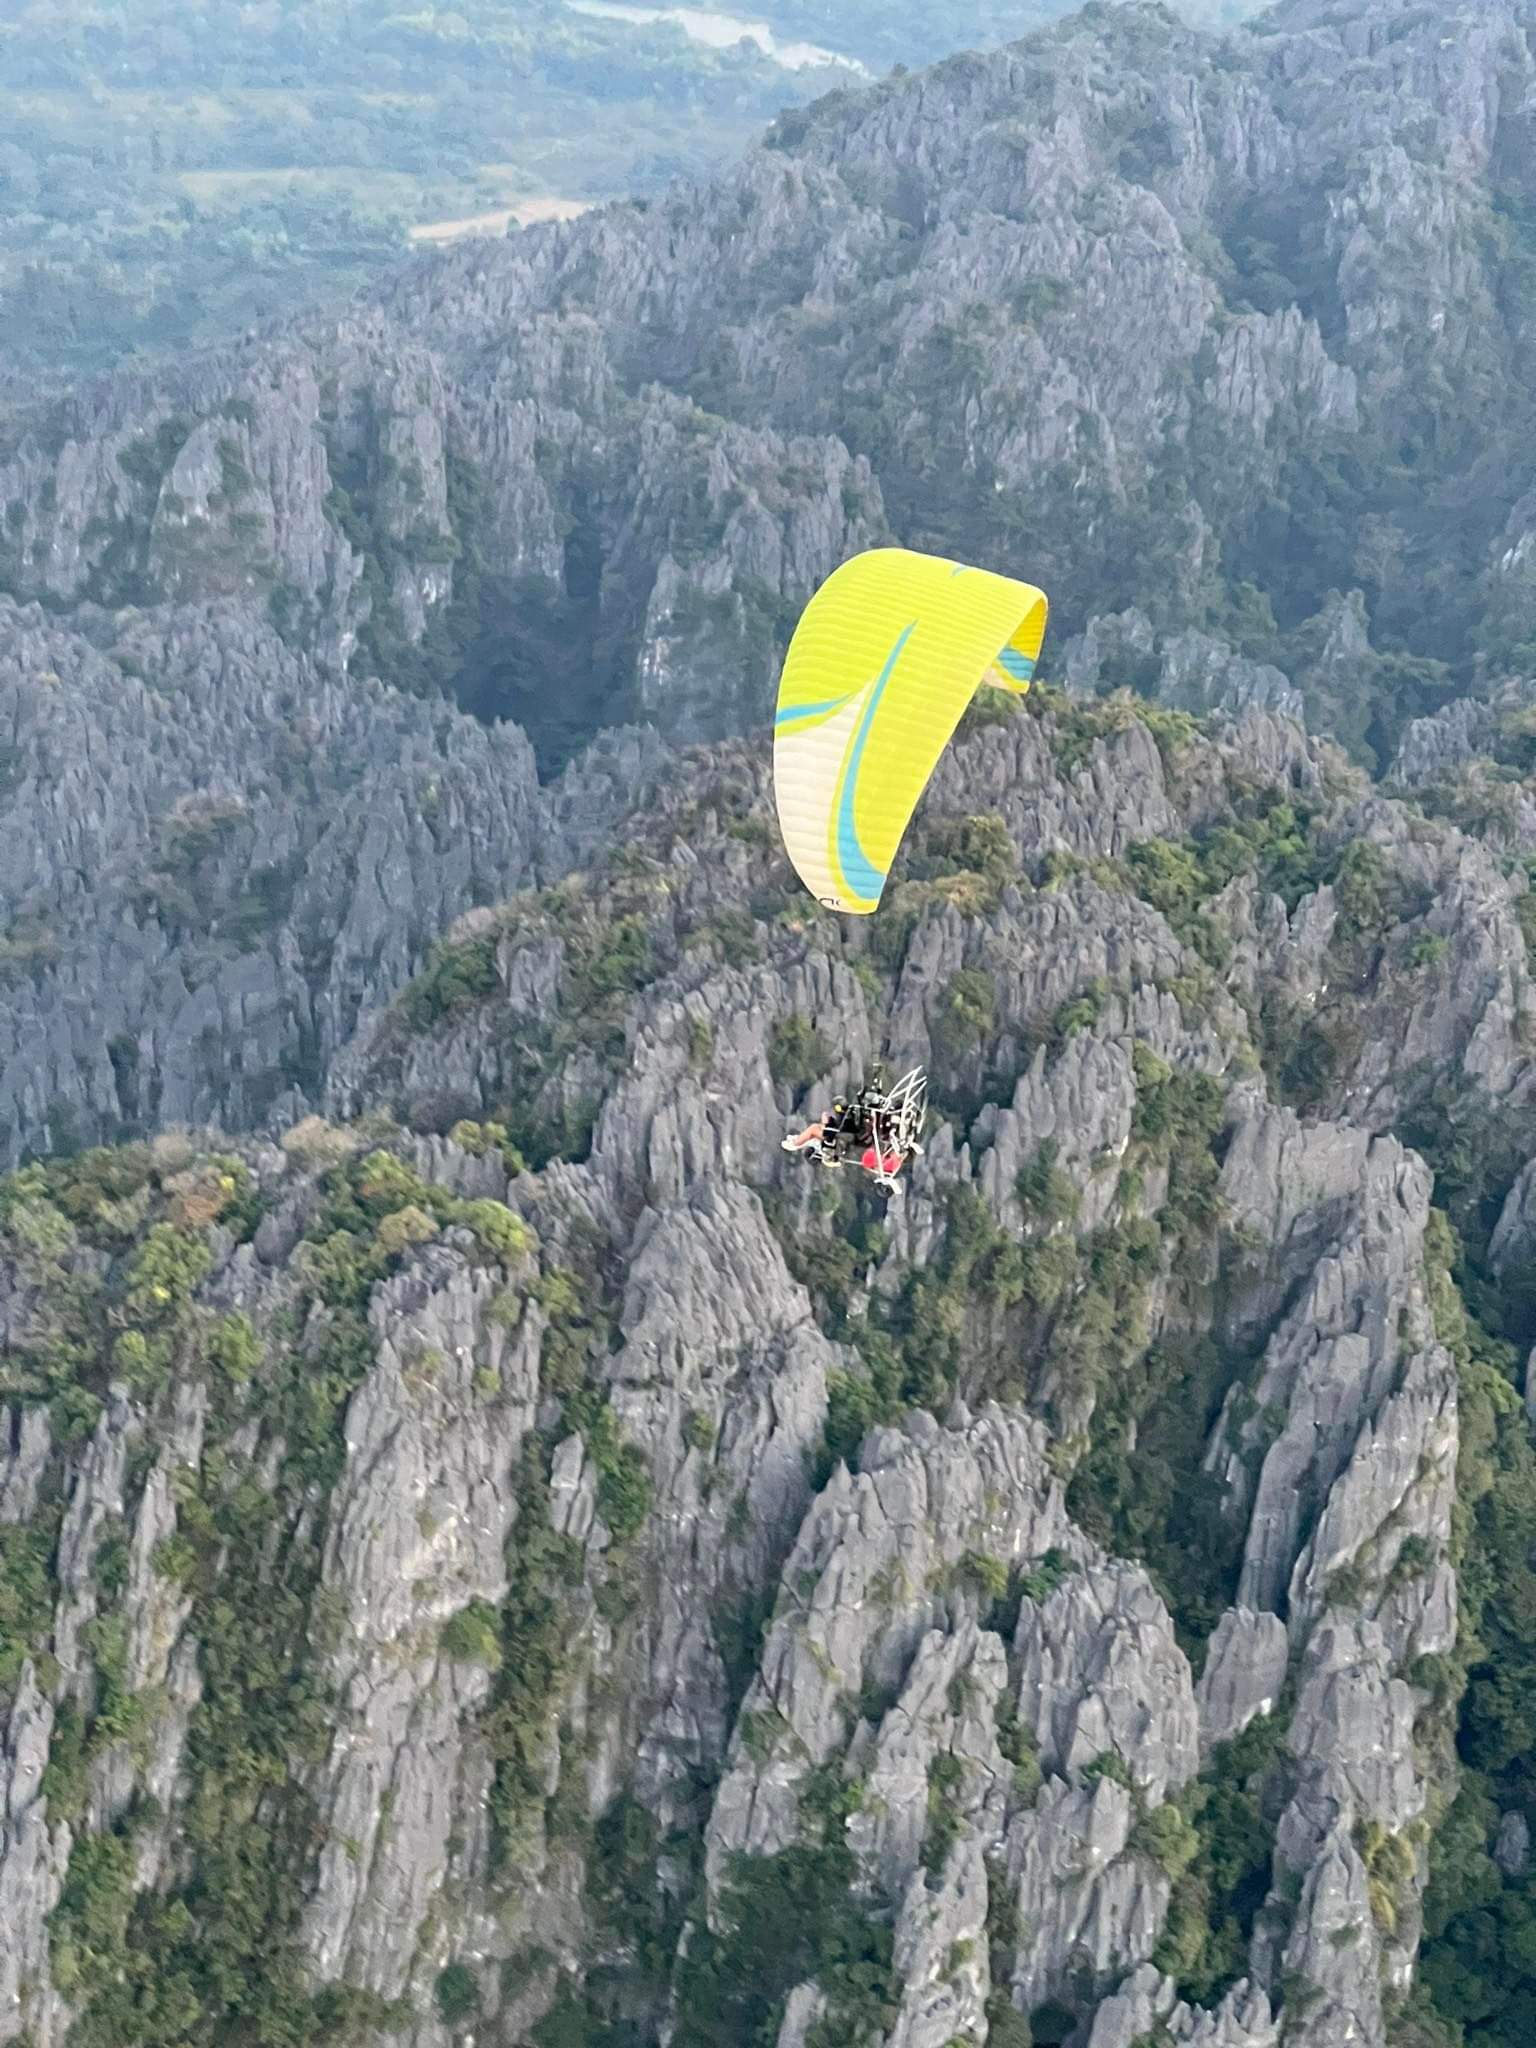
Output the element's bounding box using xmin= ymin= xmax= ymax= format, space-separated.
xmin=0 ymin=0 xmax=1530 ymax=1178
xmin=1 ymin=643 xmax=1525 ymax=2044
xmin=8 ymin=6 xmax=1536 ymax=2046
xmin=0 ymin=596 xmax=668 ymax=1165
xmin=1086 ymin=1965 xmax=1279 ymax=2048
xmin=1496 ymin=1811 xmax=1531 ymax=1881
xmin=706 ymin=1404 xmax=1078 ymax=1878
xmin=1209 ymin=1110 xmax=1434 ymax=1615
xmin=1195 ymin=1609 xmax=1290 ymax=1759
xmin=1003 ymin=1774 xmax=1166 ymax=2016
xmin=1015 ymin=1564 xmax=1198 ymax=1804
xmin=300 ymin=1247 xmax=542 ymax=1995
xmin=0 ymin=1666 xmax=66 ymax=2048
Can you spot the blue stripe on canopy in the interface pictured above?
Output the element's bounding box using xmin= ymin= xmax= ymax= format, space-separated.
xmin=835 ymin=621 xmax=916 ymax=901
xmin=774 ymin=690 xmax=853 ymax=727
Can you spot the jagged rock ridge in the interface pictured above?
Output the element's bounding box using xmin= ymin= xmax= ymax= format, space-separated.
xmin=3 ymin=671 xmax=1535 ymax=2047
xmin=5 ymin=0 xmax=1536 ymax=1161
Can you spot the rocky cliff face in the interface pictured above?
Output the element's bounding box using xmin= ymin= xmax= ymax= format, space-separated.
xmin=5 ymin=674 xmax=1536 ymax=2048
xmin=6 ymin=2 xmax=1536 ymax=2045
xmin=0 ymin=592 xmax=667 ymax=1166
xmin=3 ymin=0 xmax=1536 ymax=1163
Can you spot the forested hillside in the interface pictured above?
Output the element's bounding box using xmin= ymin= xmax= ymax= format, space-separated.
xmin=3 ymin=2 xmax=1536 ymax=2046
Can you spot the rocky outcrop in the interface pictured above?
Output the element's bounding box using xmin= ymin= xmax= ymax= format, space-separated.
xmin=1195 ymin=1609 xmax=1289 ymax=1758
xmin=604 ymin=1181 xmax=839 ymax=1819
xmin=0 ymin=1666 xmax=66 ymax=2048
xmin=299 ymin=1245 xmax=543 ymax=1996
xmin=1388 ymin=699 xmax=1493 ymax=788
xmin=0 ymin=0 xmax=1532 ymax=1169
xmin=1004 ymin=1773 xmax=1169 ymax=2017
xmin=1064 ymin=611 xmax=1302 ymax=724
xmin=0 ymin=1407 xmax=50 ymax=1525
xmin=1276 ymin=1826 xmax=1384 ymax=2048
xmin=7 ymin=8 xmax=1536 ymax=2048
xmin=1285 ymin=1343 xmax=1457 ymax=1662
xmin=1015 ymin=1565 xmax=1198 ymax=1805
xmin=706 ymin=1405 xmax=1077 ymax=1874
xmin=885 ymin=1836 xmax=994 ymax=2048
xmin=1086 ymin=1965 xmax=1278 ymax=2048
xmin=0 ymin=672 xmax=1511 ymax=2048
xmin=0 ymin=595 xmax=667 ymax=1164
xmin=1208 ymin=1110 xmax=1435 ymax=1608
xmin=1491 ymin=1155 xmax=1536 ymax=1277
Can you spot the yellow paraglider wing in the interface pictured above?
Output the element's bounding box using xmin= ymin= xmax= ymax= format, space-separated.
xmin=773 ymin=547 xmax=1048 ymax=915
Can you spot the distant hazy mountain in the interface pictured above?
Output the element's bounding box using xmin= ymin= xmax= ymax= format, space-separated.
xmin=0 ymin=0 xmax=1259 ymax=377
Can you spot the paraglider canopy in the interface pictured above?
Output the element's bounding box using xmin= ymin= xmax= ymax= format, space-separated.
xmin=773 ymin=547 xmax=1048 ymax=916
